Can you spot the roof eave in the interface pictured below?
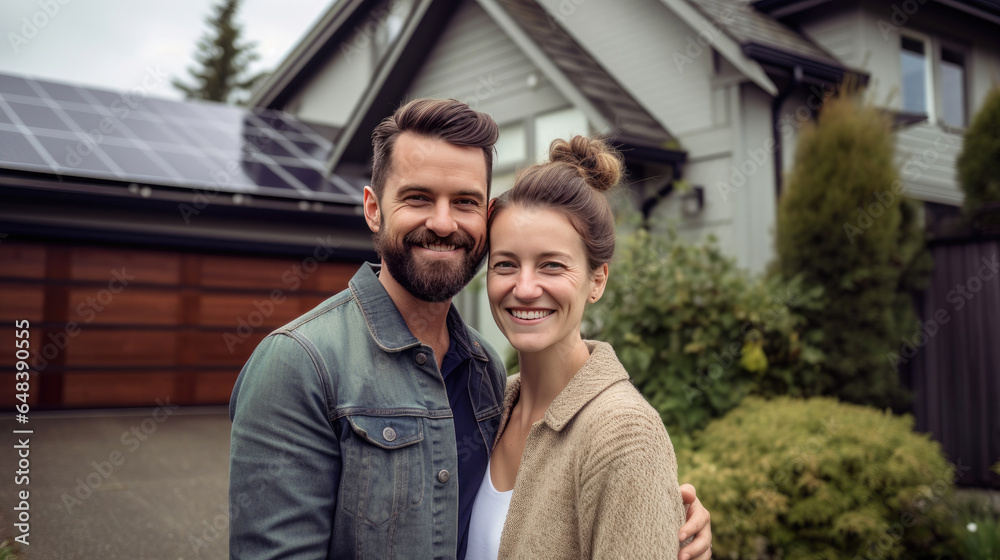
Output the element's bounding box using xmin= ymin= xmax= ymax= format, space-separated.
xmin=742 ymin=43 xmax=868 ymax=86
xmin=248 ymin=0 xmax=372 ymax=109
xmin=658 ymin=0 xmax=779 ymax=96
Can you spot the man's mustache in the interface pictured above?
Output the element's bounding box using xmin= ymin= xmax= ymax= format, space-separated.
xmin=403 ymin=229 xmax=475 ymax=251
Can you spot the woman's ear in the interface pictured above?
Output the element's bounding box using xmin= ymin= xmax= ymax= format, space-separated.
xmin=363 ymin=186 xmax=381 ymax=232
xmin=589 ymin=263 xmax=609 ymax=303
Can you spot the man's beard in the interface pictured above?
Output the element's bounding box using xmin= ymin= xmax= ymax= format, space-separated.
xmin=373 ymin=226 xmax=486 ymax=303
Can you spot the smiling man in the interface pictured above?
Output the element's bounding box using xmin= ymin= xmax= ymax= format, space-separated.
xmin=227 ymin=98 xmax=712 ymax=560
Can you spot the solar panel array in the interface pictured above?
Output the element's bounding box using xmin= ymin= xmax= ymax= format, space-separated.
xmin=0 ymin=73 xmax=362 ymax=204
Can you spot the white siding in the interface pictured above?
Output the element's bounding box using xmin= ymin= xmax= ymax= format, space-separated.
xmin=536 ymin=0 xmax=715 ymax=135
xmin=896 ymin=123 xmax=964 ymax=206
xmin=407 ymin=0 xmax=569 ymax=125
xmin=284 ymin=18 xmax=382 ymax=126
xmin=800 ymin=8 xmax=863 ymax=68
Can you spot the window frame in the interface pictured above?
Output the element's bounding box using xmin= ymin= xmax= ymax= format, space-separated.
xmin=899 ymin=30 xmax=971 ymax=131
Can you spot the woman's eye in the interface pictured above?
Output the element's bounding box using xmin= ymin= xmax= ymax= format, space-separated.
xmin=492 ymin=261 xmax=515 ymax=271
xmin=542 ymin=262 xmax=565 ymax=270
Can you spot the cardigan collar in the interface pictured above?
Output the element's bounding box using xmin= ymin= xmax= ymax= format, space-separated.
xmin=500 ymin=340 xmax=629 ymax=435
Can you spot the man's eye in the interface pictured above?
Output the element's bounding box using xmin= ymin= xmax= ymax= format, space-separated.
xmin=456 ymin=199 xmax=479 ymax=206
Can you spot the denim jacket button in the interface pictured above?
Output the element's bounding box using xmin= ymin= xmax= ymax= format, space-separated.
xmin=382 ymin=427 xmax=397 ymax=442
xmin=437 ymin=469 xmax=451 ymax=483
xmin=415 ymin=352 xmax=428 ymax=365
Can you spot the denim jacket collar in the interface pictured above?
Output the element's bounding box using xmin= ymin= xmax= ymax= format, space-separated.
xmin=350 ymin=262 xmax=489 ymax=362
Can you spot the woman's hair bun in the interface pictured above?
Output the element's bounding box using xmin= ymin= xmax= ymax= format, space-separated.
xmin=547 ymin=135 xmax=622 ymax=193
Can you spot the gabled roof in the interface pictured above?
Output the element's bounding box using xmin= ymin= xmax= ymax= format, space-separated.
xmin=754 ymin=0 xmax=1000 ymax=25
xmin=670 ymin=0 xmax=862 ymax=87
xmin=249 ymin=0 xmax=371 ymax=109
xmin=487 ymin=0 xmax=678 ymax=150
xmin=325 ymin=0 xmax=684 ymax=173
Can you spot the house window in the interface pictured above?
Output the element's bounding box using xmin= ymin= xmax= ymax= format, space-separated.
xmin=534 ymin=107 xmax=590 ymax=162
xmin=901 ymin=35 xmax=930 ymax=116
xmin=939 ymin=46 xmax=966 ymax=127
xmin=899 ymin=34 xmax=968 ymax=128
xmin=494 ymin=122 xmax=527 ymax=171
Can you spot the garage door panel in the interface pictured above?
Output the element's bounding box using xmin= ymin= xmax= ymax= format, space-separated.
xmin=67 ymin=329 xmax=177 ymax=366
xmin=71 ymin=247 xmax=180 ymax=284
xmin=0 ymin=284 xmax=45 ymax=321
xmin=66 ymin=288 xmax=181 ymax=325
xmin=0 ymin=241 xmax=46 ymax=279
xmin=199 ymin=293 xmax=304 ymax=327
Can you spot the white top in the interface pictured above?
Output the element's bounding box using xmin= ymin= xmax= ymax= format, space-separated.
xmin=465 ymin=460 xmax=514 ymax=560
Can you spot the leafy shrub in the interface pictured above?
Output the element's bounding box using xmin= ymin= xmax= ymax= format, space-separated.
xmin=584 ymin=227 xmax=824 ymax=437
xmin=954 ymin=492 xmax=1000 ymax=560
xmin=774 ymin=92 xmax=930 ymax=410
xmin=679 ymin=396 xmax=962 ymax=559
xmin=957 ymin=87 xmax=1000 ymax=218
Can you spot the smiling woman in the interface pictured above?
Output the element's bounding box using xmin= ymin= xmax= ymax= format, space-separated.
xmin=469 ymin=136 xmax=694 ymax=560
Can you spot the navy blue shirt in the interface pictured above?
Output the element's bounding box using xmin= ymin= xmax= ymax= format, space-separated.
xmin=442 ymin=314 xmax=490 ymax=560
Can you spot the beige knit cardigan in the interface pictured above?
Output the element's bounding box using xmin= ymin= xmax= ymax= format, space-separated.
xmin=494 ymin=340 xmax=685 ymax=559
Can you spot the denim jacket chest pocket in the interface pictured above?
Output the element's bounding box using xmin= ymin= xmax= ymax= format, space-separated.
xmin=339 ymin=414 xmax=426 ymax=526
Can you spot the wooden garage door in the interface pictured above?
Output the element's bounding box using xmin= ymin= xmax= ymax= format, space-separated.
xmin=1 ymin=239 xmax=358 ymax=409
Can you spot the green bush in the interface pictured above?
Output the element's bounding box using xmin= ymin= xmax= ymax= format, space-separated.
xmin=679 ymin=396 xmax=962 ymax=559
xmin=774 ymin=92 xmax=929 ymax=410
xmin=954 ymin=493 xmax=1000 ymax=560
xmin=957 ymin=87 xmax=1000 ymax=218
xmin=584 ymin=228 xmax=824 ymax=438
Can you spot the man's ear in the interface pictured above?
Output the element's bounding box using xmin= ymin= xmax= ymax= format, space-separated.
xmin=363 ymin=186 xmax=380 ymax=233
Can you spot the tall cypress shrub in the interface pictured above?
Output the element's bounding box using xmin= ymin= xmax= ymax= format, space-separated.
xmin=957 ymin=87 xmax=1000 ymax=223
xmin=774 ymin=93 xmax=924 ymax=409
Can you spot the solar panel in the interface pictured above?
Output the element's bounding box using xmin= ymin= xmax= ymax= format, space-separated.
xmin=0 ymin=73 xmax=361 ymax=204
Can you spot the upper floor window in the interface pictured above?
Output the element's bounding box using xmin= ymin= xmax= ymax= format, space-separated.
xmin=899 ymin=33 xmax=967 ymax=128
xmin=901 ymin=36 xmax=929 ymax=115
xmin=939 ymin=46 xmax=966 ymax=127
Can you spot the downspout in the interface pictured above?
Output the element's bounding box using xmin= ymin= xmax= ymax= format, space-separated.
xmin=771 ymin=65 xmax=802 ymax=199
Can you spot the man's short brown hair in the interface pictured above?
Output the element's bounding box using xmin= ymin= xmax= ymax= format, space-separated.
xmin=370 ymin=98 xmax=499 ymax=199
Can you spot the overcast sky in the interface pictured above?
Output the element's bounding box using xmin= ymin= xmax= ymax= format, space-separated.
xmin=1 ymin=0 xmax=333 ymax=100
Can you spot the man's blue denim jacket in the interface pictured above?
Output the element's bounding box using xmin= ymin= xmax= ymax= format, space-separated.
xmin=229 ymin=263 xmax=507 ymax=559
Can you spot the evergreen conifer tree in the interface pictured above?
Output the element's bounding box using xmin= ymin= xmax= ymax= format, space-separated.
xmin=957 ymin=87 xmax=1000 ymax=221
xmin=774 ymin=92 xmax=927 ymax=409
xmin=172 ymin=0 xmax=264 ymax=104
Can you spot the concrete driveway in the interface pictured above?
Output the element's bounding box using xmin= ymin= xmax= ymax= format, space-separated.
xmin=1 ymin=405 xmax=232 ymax=560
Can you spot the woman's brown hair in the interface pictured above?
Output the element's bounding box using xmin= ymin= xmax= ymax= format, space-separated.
xmin=488 ymin=135 xmax=622 ymax=271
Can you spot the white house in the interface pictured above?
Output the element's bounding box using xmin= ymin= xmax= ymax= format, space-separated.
xmin=248 ymin=0 xmax=1000 ymax=355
